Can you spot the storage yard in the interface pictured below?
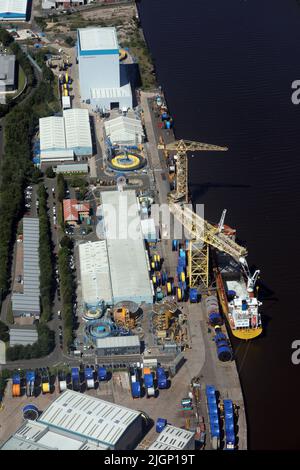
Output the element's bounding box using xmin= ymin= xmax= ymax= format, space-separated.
xmin=0 ymin=13 xmax=249 ymax=452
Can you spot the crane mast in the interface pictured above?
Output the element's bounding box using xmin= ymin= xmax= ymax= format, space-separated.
xmin=169 ymin=203 xmax=247 ymax=288
xmin=157 ymin=139 xmax=228 ymax=203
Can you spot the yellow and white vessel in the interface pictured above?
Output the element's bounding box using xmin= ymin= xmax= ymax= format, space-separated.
xmin=214 ymin=227 xmax=262 ymax=340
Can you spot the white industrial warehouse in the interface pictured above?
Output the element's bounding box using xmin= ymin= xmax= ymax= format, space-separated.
xmin=0 ymin=0 xmax=28 ymax=21
xmin=77 ymin=27 xmax=132 ymax=110
xmin=0 ymin=55 xmax=16 ymax=93
xmin=1 ymin=390 xmax=143 ymax=450
xmin=39 ymin=108 xmax=92 ymax=163
xmin=79 ymin=190 xmax=153 ymax=307
xmin=102 ymin=190 xmax=153 ymax=305
xmin=79 ymin=240 xmax=113 ymax=306
xmin=104 ymin=115 xmax=145 ymax=146
xmin=12 ymin=218 xmax=40 ymax=319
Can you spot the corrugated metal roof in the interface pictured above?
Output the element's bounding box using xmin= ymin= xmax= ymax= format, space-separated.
xmin=40 ymin=109 xmax=92 ymax=159
xmin=56 ymin=163 xmax=88 ymax=173
xmin=10 ymin=328 xmax=38 ymax=346
xmin=90 ymin=82 xmax=132 ymax=99
xmin=0 ymin=420 xmax=107 ymax=451
xmin=63 ymin=108 xmax=92 ymax=150
xmin=38 ymin=390 xmax=141 ymax=447
xmin=104 ymin=116 xmax=144 ymax=143
xmin=12 ymin=218 xmax=40 ymax=315
xmin=0 ymin=0 xmax=27 ymax=15
xmin=0 ymin=55 xmax=15 ymax=86
xmin=101 ymin=190 xmax=153 ymax=305
xmin=148 ymin=425 xmax=195 ymax=450
xmin=78 ymin=27 xmax=118 ymax=52
xmin=96 ymin=335 xmax=140 ymax=349
xmin=39 ymin=116 xmax=66 ymax=150
xmin=79 ymin=241 xmax=113 ymax=305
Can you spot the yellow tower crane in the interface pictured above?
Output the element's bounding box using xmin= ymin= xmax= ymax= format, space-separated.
xmin=169 ymin=202 xmax=247 ymax=288
xmin=157 ymin=139 xmax=228 ymax=202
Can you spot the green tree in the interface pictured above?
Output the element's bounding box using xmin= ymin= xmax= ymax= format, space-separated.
xmin=45 ymin=166 xmax=55 ymax=178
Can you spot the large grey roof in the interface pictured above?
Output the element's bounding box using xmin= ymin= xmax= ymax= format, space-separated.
xmin=38 ymin=390 xmax=141 ymax=448
xmin=10 ymin=327 xmax=38 ymax=346
xmin=12 ymin=218 xmax=40 ymax=315
xmin=96 ymin=335 xmax=140 ymax=349
xmin=101 ymin=190 xmax=153 ymax=305
xmin=0 ymin=55 xmax=15 ymax=86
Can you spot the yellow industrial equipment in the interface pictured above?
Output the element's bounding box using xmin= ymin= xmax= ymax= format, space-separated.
xmin=157 ymin=139 xmax=228 ymax=202
xmin=169 ymin=202 xmax=247 ymax=288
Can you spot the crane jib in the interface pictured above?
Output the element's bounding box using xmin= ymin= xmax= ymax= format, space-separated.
xmin=169 ymin=203 xmax=247 ymax=260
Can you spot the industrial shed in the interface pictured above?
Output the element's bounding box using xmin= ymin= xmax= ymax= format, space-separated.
xmin=9 ymin=326 xmax=38 ymax=347
xmin=101 ymin=190 xmax=153 ymax=305
xmin=39 ymin=109 xmax=92 ymax=163
xmin=148 ymin=425 xmax=195 ymax=450
xmin=0 ymin=55 xmax=16 ymax=92
xmin=77 ymin=27 xmax=132 ymax=110
xmin=104 ymin=115 xmax=145 ymax=146
xmin=79 ymin=240 xmax=113 ymax=306
xmin=63 ymin=108 xmax=92 ymax=156
xmin=12 ymin=218 xmax=40 ymax=319
xmin=0 ymin=0 xmax=28 ymax=21
xmin=96 ymin=335 xmax=141 ymax=356
xmin=38 ymin=390 xmax=142 ymax=450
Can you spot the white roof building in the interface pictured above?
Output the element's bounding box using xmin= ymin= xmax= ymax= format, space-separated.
xmin=79 ymin=240 xmax=113 ymax=306
xmin=63 ymin=108 xmax=92 ymax=151
xmin=1 ymin=391 xmax=144 ymax=450
xmin=148 ymin=425 xmax=195 ymax=451
xmin=104 ymin=115 xmax=145 ymax=146
xmin=0 ymin=0 xmax=28 ymax=20
xmin=39 ymin=109 xmax=92 ymax=163
xmin=101 ymin=190 xmax=153 ymax=305
xmin=78 ymin=27 xmax=118 ymax=52
xmin=39 ymin=116 xmax=66 ymax=151
xmin=77 ymin=27 xmax=132 ymax=110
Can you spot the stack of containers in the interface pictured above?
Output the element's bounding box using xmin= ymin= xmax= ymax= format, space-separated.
xmin=206 ymin=385 xmax=220 ymax=449
xmin=205 ymin=295 xmax=223 ymax=326
xmin=223 ymin=399 xmax=235 ymax=450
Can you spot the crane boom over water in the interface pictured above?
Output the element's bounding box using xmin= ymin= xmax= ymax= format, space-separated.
xmin=157 ymin=139 xmax=228 ymax=202
xmin=169 ymin=202 xmax=247 ymax=287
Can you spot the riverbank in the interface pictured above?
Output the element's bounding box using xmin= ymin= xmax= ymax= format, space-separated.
xmin=140 ymin=91 xmax=247 ymax=449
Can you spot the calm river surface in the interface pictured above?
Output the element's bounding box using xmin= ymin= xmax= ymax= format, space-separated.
xmin=138 ymin=0 xmax=300 ymax=449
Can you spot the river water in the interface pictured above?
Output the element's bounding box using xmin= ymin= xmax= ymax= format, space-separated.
xmin=138 ymin=0 xmax=300 ymax=449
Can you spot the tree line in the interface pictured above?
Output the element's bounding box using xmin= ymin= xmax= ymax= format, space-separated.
xmin=58 ymin=242 xmax=75 ymax=351
xmin=0 ymin=28 xmax=59 ymax=300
